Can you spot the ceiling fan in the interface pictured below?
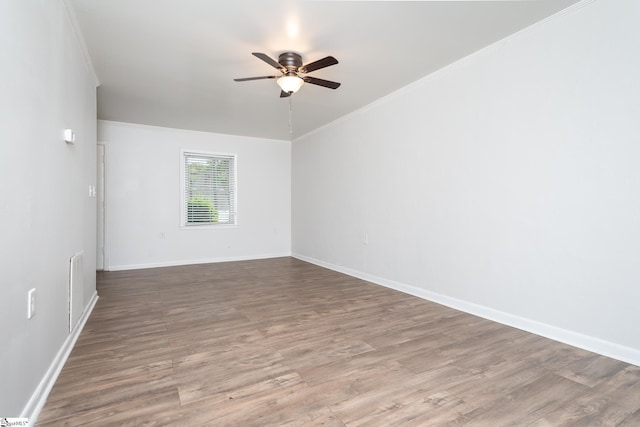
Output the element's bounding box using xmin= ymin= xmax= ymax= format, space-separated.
xmin=234 ymin=52 xmax=341 ymax=98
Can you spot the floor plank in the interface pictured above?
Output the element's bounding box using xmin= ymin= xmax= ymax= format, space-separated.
xmin=36 ymin=257 xmax=640 ymax=426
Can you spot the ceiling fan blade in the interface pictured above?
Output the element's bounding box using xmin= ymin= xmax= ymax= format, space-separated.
xmin=302 ymin=56 xmax=338 ymax=73
xmin=303 ymin=76 xmax=341 ymax=89
xmin=252 ymin=52 xmax=283 ymax=70
xmin=233 ymin=76 xmax=276 ymax=82
xmin=280 ymin=90 xmax=292 ymax=98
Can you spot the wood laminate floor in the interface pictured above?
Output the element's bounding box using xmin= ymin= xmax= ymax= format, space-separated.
xmin=37 ymin=257 xmax=640 ymax=426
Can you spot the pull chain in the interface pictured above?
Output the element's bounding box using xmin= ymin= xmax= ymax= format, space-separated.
xmin=288 ymin=94 xmax=293 ymax=134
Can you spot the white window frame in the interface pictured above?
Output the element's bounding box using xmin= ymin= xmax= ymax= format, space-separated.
xmin=180 ymin=149 xmax=238 ymax=229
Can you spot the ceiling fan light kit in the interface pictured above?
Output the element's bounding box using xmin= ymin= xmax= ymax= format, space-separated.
xmin=277 ymin=73 xmax=304 ymax=94
xmin=234 ymin=51 xmax=340 ymax=98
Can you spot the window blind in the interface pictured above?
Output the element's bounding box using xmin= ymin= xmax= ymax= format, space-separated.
xmin=183 ymin=152 xmax=236 ymax=226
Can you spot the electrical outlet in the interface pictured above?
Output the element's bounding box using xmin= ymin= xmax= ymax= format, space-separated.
xmin=363 ymin=233 xmax=369 ymax=245
xmin=28 ymin=288 xmax=36 ymax=319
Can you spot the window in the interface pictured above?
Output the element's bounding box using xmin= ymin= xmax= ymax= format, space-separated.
xmin=181 ymin=151 xmax=236 ymax=227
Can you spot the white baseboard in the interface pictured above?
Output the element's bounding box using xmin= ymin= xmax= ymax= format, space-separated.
xmin=292 ymin=253 xmax=640 ymax=367
xmin=107 ymin=252 xmax=292 ymax=271
xmin=22 ymin=291 xmax=99 ymax=426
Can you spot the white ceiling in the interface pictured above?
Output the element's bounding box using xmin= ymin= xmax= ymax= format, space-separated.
xmin=69 ymin=0 xmax=581 ymax=141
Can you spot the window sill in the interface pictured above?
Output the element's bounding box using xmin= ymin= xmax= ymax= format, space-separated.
xmin=180 ymin=223 xmax=238 ymax=231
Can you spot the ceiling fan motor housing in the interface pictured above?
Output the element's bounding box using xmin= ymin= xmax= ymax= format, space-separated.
xmin=278 ymin=52 xmax=303 ymax=71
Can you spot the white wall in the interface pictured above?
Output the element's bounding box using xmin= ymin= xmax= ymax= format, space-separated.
xmin=99 ymin=121 xmax=291 ymax=270
xmin=293 ymin=0 xmax=640 ymax=364
xmin=0 ymin=0 xmax=98 ymax=418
